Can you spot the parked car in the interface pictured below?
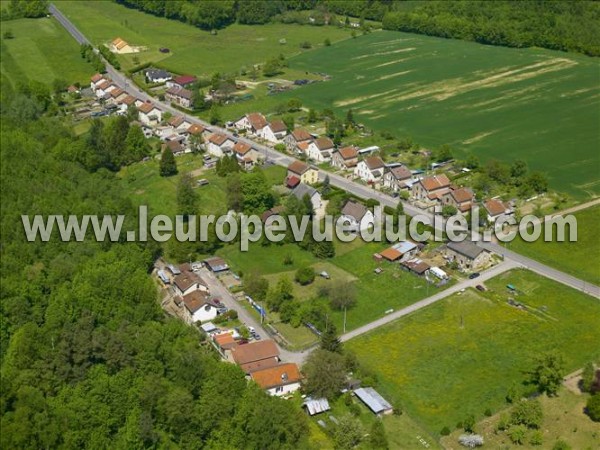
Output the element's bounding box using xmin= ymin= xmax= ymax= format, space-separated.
xmin=469 ymin=272 xmax=480 ymax=279
xmin=475 ymin=285 xmax=486 ymax=292
xmin=319 ymin=271 xmax=330 ymax=279
xmin=248 ymin=326 xmax=256 ymax=334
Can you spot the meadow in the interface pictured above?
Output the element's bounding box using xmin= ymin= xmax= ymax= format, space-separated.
xmin=509 ymin=205 xmax=600 ymax=286
xmin=55 ymin=0 xmax=353 ymax=75
xmin=0 ymin=17 xmax=95 ymax=87
xmin=280 ymin=31 xmax=600 ymax=199
xmin=346 ymin=269 xmax=600 ymax=436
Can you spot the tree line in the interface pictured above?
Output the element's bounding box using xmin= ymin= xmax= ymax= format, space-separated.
xmin=382 ymin=1 xmax=600 ymax=57
xmin=0 ymin=79 xmax=308 ymax=449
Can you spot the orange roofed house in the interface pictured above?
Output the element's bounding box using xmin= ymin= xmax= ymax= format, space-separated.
xmin=226 ymin=340 xmax=280 ymax=374
xmin=234 ymin=112 xmax=268 ymax=136
xmin=250 ymin=363 xmax=302 ymax=396
xmin=442 ymin=187 xmax=475 ymax=214
xmin=412 ymin=174 xmax=451 ymax=203
xmin=284 ymin=128 xmax=313 ymax=153
xmin=332 ymin=146 xmax=359 ymax=170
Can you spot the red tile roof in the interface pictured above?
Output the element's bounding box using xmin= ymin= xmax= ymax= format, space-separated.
xmin=338 ymin=146 xmax=358 ymax=160
xmin=314 ymin=137 xmax=334 ymax=151
xmin=91 ymin=73 xmax=104 ymax=83
xmin=291 ymin=128 xmax=312 ymax=142
xmin=449 ymin=187 xmax=474 ymax=204
xmin=233 ymin=142 xmax=252 ymax=156
xmin=250 ymin=363 xmax=301 ymax=389
xmin=268 ymin=120 xmax=287 ymax=133
xmin=182 ymin=290 xmax=213 ymax=314
xmin=420 ymin=174 xmax=451 ymax=192
xmin=230 ymin=340 xmax=279 ymax=366
xmin=187 ymin=123 xmax=205 ymax=135
xmin=173 ymin=75 xmax=197 ymax=86
xmin=288 ymin=160 xmax=310 ymax=175
xmin=247 ymin=112 xmax=267 ymax=131
xmin=138 ymin=103 xmax=157 ymax=114
xmin=286 ymin=175 xmax=301 ymax=188
xmin=364 ymin=156 xmax=385 ymax=170
xmin=484 ymin=199 xmax=507 ymax=216
xmin=208 ymin=133 xmax=229 ymax=145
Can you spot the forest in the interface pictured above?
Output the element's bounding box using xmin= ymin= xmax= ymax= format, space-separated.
xmin=382 ymin=1 xmax=600 ymax=56
xmin=0 ymin=80 xmax=308 ymax=449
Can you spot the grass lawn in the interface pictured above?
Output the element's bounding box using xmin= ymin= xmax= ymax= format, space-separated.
xmin=346 ymin=269 xmax=600 ymax=437
xmin=118 ymin=154 xmax=228 ymax=217
xmin=0 ymin=17 xmax=95 ymax=87
xmin=441 ymin=389 xmax=600 ymax=449
xmin=55 ymin=0 xmax=353 ymax=75
xmin=276 ymin=31 xmax=600 ymax=199
xmin=509 ymin=205 xmax=600 ymax=286
xmin=262 ymin=165 xmax=287 ymax=186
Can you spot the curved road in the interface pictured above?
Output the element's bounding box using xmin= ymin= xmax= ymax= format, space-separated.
xmin=50 ymin=4 xmax=600 ymax=364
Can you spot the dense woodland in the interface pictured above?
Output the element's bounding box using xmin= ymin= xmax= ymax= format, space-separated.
xmin=383 ymin=1 xmax=600 ymax=57
xmin=0 ymin=80 xmax=308 ymax=449
xmin=114 ymin=0 xmax=600 ymax=56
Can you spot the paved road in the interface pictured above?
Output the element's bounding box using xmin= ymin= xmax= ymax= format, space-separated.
xmin=198 ymin=267 xmax=308 ymax=365
xmin=50 ymin=3 xmax=600 ymax=362
xmin=340 ymin=259 xmax=519 ymax=342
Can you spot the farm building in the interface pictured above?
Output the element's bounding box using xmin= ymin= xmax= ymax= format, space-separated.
xmin=353 ymin=387 xmax=393 ymax=416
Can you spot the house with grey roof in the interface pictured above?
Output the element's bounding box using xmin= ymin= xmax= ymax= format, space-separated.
xmin=339 ymin=200 xmax=374 ymax=233
xmin=444 ymin=240 xmax=491 ymax=272
xmin=292 ymin=183 xmax=322 ymax=213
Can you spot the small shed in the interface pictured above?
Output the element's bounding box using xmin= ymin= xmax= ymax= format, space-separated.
xmin=204 ymin=257 xmax=229 ymax=273
xmin=201 ymin=322 xmax=218 ymax=334
xmin=354 ymin=387 xmax=393 ymax=416
xmin=166 ymin=264 xmax=181 ymax=275
xmin=303 ymin=398 xmax=331 ymax=416
xmin=157 ymin=269 xmax=170 ymax=284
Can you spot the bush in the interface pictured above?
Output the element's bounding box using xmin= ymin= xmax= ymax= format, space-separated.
xmin=586 ymin=393 xmax=600 ymax=421
xmin=510 ymin=399 xmax=543 ymax=429
xmin=552 ymin=440 xmax=572 ymax=450
xmin=440 ymin=426 xmax=451 ymax=436
xmin=484 ymin=408 xmax=492 ymax=417
xmin=529 ymin=430 xmax=543 ymax=446
xmin=348 ymin=403 xmax=361 ymax=416
xmin=463 ymin=414 xmax=475 ymax=433
xmin=300 ymin=41 xmax=312 ymax=49
xmin=507 ymin=424 xmax=527 ymax=445
xmin=295 ymin=266 xmax=315 ymax=285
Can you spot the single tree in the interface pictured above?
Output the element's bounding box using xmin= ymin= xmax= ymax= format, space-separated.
xmin=332 ymin=414 xmax=363 ymax=449
xmin=209 ymin=103 xmax=221 ymax=125
xmin=369 ymin=420 xmax=389 ymax=449
xmin=177 ymin=173 xmax=197 ymax=218
xmin=322 ymin=174 xmax=331 ymax=195
xmin=530 ymin=352 xmax=565 ymax=396
xmin=159 ymin=148 xmax=178 ymax=177
xmin=307 ymin=108 xmax=318 ymax=123
xmin=324 ymin=37 xmax=331 ymax=46
xmin=581 ymin=362 xmax=596 ymax=393
xmin=295 ymin=266 xmax=315 ymax=285
xmin=321 ymin=323 xmax=342 ymax=353
xmin=303 ymin=349 xmax=346 ymax=399
xmin=586 ymin=393 xmax=600 ymax=421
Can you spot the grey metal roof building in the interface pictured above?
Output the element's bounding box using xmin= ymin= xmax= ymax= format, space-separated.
xmin=354 ymin=387 xmax=393 ymax=415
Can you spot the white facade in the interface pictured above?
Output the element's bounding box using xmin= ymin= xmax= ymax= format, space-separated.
xmin=261 ymin=125 xmax=287 ymax=143
xmin=138 ymin=108 xmax=162 ymax=126
xmin=340 ymin=210 xmax=375 ymax=233
xmin=354 ymin=160 xmax=383 ymax=183
xmin=207 ymin=140 xmax=234 ymax=158
xmin=267 ymin=381 xmax=301 ymax=397
xmin=306 ymin=142 xmax=333 ymax=163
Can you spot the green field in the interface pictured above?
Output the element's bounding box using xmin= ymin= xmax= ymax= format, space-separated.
xmin=55 ymin=0 xmax=353 ymax=75
xmin=510 ymin=205 xmax=600 ymax=286
xmin=279 ymin=31 xmax=600 ymax=199
xmin=0 ymin=17 xmax=95 ymax=87
xmin=347 ymin=269 xmax=600 ymax=436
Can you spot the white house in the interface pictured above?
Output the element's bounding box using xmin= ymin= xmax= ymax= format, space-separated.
xmin=172 ymin=271 xmax=209 ymax=297
xmin=340 ymin=200 xmax=375 ymax=233
xmin=250 ymin=363 xmax=302 ymax=397
xmin=484 ymin=198 xmax=513 ymax=223
xmin=138 ymin=103 xmax=163 ymax=126
xmin=233 ymin=141 xmax=261 ymax=170
xmin=94 ymin=80 xmax=117 ymax=99
xmin=354 ymin=156 xmax=385 ymax=183
xmin=383 ymin=164 xmax=412 ymax=192
xmin=284 ymin=128 xmax=313 ymax=153
xmin=145 ymin=68 xmax=172 ymax=84
xmin=234 ymin=112 xmax=268 ymax=135
xmin=168 ymin=115 xmax=192 ymax=132
xmin=306 ymin=137 xmax=334 ymax=163
xmin=166 ymin=75 xmax=197 ymax=90
xmin=206 ymin=133 xmax=234 ymax=157
xmin=292 ymin=183 xmax=322 ymax=213
xmin=90 ymin=73 xmax=107 ymax=91
xmin=181 ymin=290 xmax=219 ymax=324
xmin=261 ymin=120 xmax=288 ymax=143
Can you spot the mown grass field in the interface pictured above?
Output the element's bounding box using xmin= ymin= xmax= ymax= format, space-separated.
xmin=0 ymin=17 xmax=95 ymax=87
xmin=280 ymin=31 xmax=600 ymax=199
xmin=346 ymin=269 xmax=600 ymax=436
xmin=55 ymin=0 xmax=353 ymax=75
xmin=509 ymin=205 xmax=600 ymax=286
